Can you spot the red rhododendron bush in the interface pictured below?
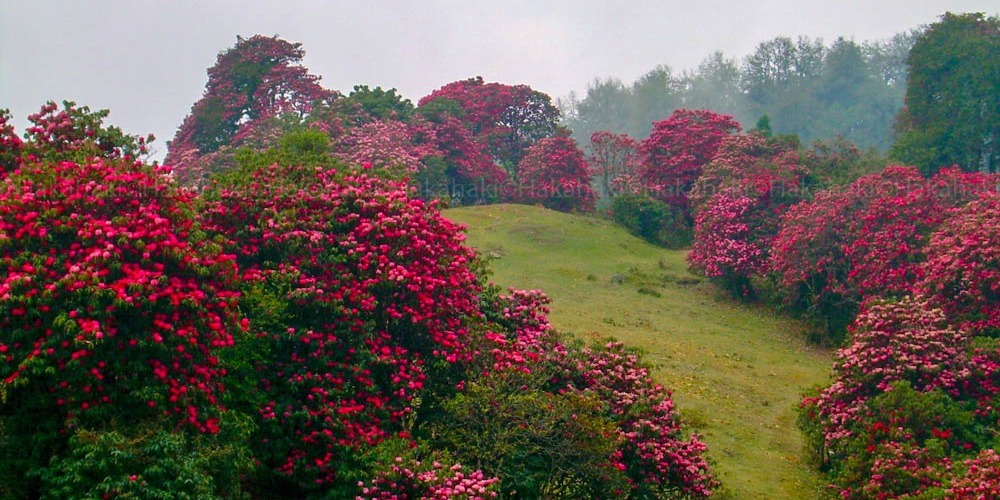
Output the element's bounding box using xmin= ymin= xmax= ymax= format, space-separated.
xmin=770 ymin=165 xmax=995 ymax=338
xmin=430 ymin=287 xmax=717 ymax=498
xmin=785 ymin=166 xmax=1000 ymax=496
xmin=0 ymin=160 xmax=247 ymax=496
xmin=919 ymin=191 xmax=1000 ymax=337
xmin=514 ymin=136 xmax=596 ymax=212
xmin=165 ymin=35 xmax=337 ymax=186
xmin=417 ymin=76 xmax=559 ymax=172
xmin=200 ymin=160 xmax=486 ymax=491
xmin=638 ymin=109 xmax=741 ymax=213
xmin=0 ymin=104 xmax=251 ymax=498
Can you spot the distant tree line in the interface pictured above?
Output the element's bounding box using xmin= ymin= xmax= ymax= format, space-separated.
xmin=561 ymin=31 xmax=918 ymax=152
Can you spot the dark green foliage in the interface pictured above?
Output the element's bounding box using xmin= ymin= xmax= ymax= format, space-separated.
xmin=415 ymin=97 xmax=466 ymax=122
xmin=610 ymin=194 xmax=692 ymax=248
xmin=211 ymin=128 xmax=341 ymax=192
xmin=428 ymin=370 xmax=628 ymax=498
xmin=342 ymin=85 xmax=415 ymax=123
xmin=891 ymin=12 xmax=1000 ymax=174
xmin=803 ymin=136 xmax=885 ymax=188
xmin=753 ymin=115 xmax=773 ymax=136
xmin=35 ymin=419 xmax=253 ymax=500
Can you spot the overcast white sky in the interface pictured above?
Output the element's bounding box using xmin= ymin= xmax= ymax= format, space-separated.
xmin=2 ymin=1 xmax=996 ymax=162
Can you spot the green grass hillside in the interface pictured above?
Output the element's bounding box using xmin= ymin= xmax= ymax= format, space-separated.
xmin=444 ymin=204 xmax=833 ymax=499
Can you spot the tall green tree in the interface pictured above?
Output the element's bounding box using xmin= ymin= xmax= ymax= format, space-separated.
xmin=680 ymin=52 xmax=753 ymax=125
xmin=561 ymin=77 xmax=632 ymax=142
xmin=891 ymin=12 xmax=1000 ymax=174
xmin=628 ymin=65 xmax=683 ymax=137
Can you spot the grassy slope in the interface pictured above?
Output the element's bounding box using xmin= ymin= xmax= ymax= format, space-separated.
xmin=444 ymin=204 xmax=832 ymax=499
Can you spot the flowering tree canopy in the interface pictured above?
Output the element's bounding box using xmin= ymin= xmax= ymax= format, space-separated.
xmin=770 ymin=165 xmax=993 ymax=336
xmin=166 ymin=35 xmax=336 ymax=184
xmin=638 ymin=109 xmax=740 ymax=212
xmin=919 ymin=191 xmax=1000 ymax=336
xmin=418 ymin=77 xmax=559 ymax=173
xmin=687 ymin=132 xmax=809 ymax=294
xmin=515 ymin=136 xmax=596 ymax=212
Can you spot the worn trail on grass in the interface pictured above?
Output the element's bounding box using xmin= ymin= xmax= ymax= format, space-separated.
xmin=445 ymin=204 xmax=833 ymax=499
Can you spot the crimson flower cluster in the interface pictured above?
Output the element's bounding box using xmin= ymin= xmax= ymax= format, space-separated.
xmin=358 ymin=456 xmax=499 ymax=499
xmin=515 ymin=136 xmax=596 ymax=212
xmin=638 ymin=109 xmax=740 ymax=212
xmin=770 ymin=166 xmax=994 ymax=335
xmin=0 ymin=157 xmax=241 ymax=433
xmin=418 ymin=76 xmax=559 ymax=170
xmin=201 ymin=162 xmax=483 ymax=486
xmin=918 ymin=191 xmax=1000 ymax=336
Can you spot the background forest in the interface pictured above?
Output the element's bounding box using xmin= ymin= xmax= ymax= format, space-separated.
xmin=561 ymin=32 xmax=914 ymax=153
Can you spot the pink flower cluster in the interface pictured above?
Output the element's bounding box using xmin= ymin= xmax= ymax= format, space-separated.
xmin=554 ymin=341 xmax=717 ymax=497
xmin=358 ymin=457 xmax=498 ymax=499
xmin=333 ymin=119 xmax=442 ymax=174
xmin=687 ymin=132 xmax=809 ymax=294
xmin=806 ymin=297 xmax=967 ymax=447
xmin=947 ymin=449 xmax=1000 ymax=498
xmin=638 ymin=109 xmax=741 ymax=211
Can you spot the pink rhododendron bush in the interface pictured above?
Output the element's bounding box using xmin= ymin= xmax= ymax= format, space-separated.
xmin=514 ymin=135 xmax=596 ymax=212
xmin=798 ymin=295 xmax=1000 ymax=497
xmin=918 ymin=191 xmax=1000 ymax=337
xmin=686 ymin=132 xmax=810 ymax=296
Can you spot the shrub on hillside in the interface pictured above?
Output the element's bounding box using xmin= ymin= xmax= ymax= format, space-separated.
xmin=770 ymin=166 xmax=993 ymax=339
xmin=919 ymin=191 xmax=1000 ymax=337
xmin=515 ymin=136 xmax=596 ymax=212
xmin=799 ymin=295 xmax=1000 ymax=498
xmin=428 ymin=285 xmax=717 ymax=498
xmin=201 ymin=160 xmax=483 ymax=493
xmin=687 ymin=132 xmax=811 ymax=296
xmin=0 ymin=158 xmax=246 ymax=497
xmin=610 ymin=194 xmax=692 ymax=248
